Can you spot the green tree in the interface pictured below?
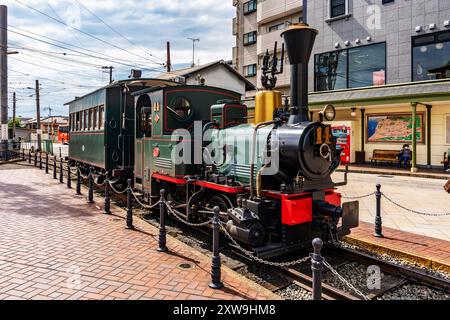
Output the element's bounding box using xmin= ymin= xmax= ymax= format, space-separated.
xmin=8 ymin=118 xmax=21 ymax=129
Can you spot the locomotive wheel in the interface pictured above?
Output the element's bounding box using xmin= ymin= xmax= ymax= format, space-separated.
xmin=207 ymin=195 xmax=233 ymax=212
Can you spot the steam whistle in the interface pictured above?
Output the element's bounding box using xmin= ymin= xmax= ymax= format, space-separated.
xmin=261 ymin=41 xmax=285 ymax=90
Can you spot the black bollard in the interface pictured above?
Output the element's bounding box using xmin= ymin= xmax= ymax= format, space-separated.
xmin=53 ymin=156 xmax=57 ymax=179
xmin=126 ymin=179 xmax=134 ymax=229
xmin=66 ymin=162 xmax=72 ymax=189
xmin=374 ymin=184 xmax=383 ymax=238
xmin=157 ymin=189 xmax=168 ymax=252
xmin=104 ymin=172 xmax=111 ymax=215
xmin=311 ymin=238 xmax=324 ymax=300
xmin=209 ymin=206 xmax=224 ymax=289
xmin=39 ymin=152 xmax=43 ymax=170
xmin=28 ymin=149 xmax=31 ymax=164
xmin=59 ymin=159 xmax=64 ymax=184
xmin=76 ymin=164 xmax=81 ymax=195
xmin=45 ymin=153 xmax=49 ymax=174
xmin=87 ymin=167 xmax=94 ymax=203
xmin=34 ymin=152 xmax=37 ymax=167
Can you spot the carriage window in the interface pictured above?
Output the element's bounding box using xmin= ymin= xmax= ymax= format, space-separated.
xmin=168 ymin=97 xmax=192 ymax=121
xmin=88 ymin=109 xmax=93 ymax=130
xmin=93 ymin=107 xmax=98 ymax=130
xmin=76 ymin=112 xmax=80 ymax=131
xmin=141 ymin=107 xmax=152 ymax=133
xmin=99 ymin=106 xmax=104 ymax=129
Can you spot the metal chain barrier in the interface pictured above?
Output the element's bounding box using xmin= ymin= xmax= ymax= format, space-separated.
xmin=342 ymin=192 xmax=376 ymax=200
xmin=108 ymin=180 xmax=129 ymax=194
xmin=130 ymin=189 xmax=161 ymax=210
xmin=322 ymin=259 xmax=371 ymax=300
xmin=382 ymin=193 xmax=450 ymax=216
xmin=164 ymin=201 xmax=214 ymax=227
xmin=219 ymin=221 xmax=311 ymax=267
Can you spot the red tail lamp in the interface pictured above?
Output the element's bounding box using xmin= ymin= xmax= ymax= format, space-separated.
xmin=153 ymin=147 xmax=160 ymax=157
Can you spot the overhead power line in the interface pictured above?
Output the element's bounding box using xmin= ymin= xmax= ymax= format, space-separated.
xmin=73 ymin=0 xmax=166 ymax=65
xmin=15 ymin=0 xmax=163 ymax=65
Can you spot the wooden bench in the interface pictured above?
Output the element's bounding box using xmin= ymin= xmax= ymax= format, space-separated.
xmin=370 ymin=149 xmax=404 ymax=166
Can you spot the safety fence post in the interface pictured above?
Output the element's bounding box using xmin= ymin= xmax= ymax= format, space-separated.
xmin=39 ymin=152 xmax=42 ymax=170
xmin=209 ymin=206 xmax=224 ymax=289
xmin=76 ymin=164 xmax=81 ymax=195
xmin=34 ymin=152 xmax=37 ymax=167
xmin=45 ymin=153 xmax=49 ymax=174
xmin=126 ymin=179 xmax=134 ymax=229
xmin=157 ymin=189 xmax=168 ymax=252
xmin=22 ymin=149 xmax=25 ymax=161
xmin=28 ymin=149 xmax=31 ymax=164
xmin=59 ymin=158 xmax=64 ymax=184
xmin=374 ymin=184 xmax=383 ymax=238
xmin=87 ymin=167 xmax=94 ymax=203
xmin=104 ymin=172 xmax=111 ymax=215
xmin=311 ymin=238 xmax=324 ymax=300
xmin=53 ymin=156 xmax=57 ymax=179
xmin=66 ymin=162 xmax=72 ymax=189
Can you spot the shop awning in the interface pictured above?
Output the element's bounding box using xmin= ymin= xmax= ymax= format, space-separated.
xmin=309 ymin=79 xmax=450 ymax=109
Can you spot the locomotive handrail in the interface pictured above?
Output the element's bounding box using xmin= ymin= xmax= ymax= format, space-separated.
xmin=334 ymin=164 xmax=349 ymax=187
xmin=250 ymin=119 xmax=277 ymax=199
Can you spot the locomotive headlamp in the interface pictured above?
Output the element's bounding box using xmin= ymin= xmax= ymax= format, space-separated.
xmin=321 ymin=104 xmax=336 ymax=122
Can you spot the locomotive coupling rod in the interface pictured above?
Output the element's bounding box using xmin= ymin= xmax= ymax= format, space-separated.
xmin=87 ymin=167 xmax=94 ymax=203
xmin=76 ymin=164 xmax=81 ymax=195
xmin=66 ymin=162 xmax=72 ymax=189
xmin=59 ymin=158 xmax=64 ymax=184
xmin=126 ymin=179 xmax=134 ymax=230
xmin=53 ymin=156 xmax=57 ymax=180
xmin=374 ymin=184 xmax=384 ymax=238
xmin=157 ymin=189 xmax=168 ymax=252
xmin=104 ymin=172 xmax=111 ymax=215
xmin=311 ymin=238 xmax=324 ymax=300
xmin=209 ymin=206 xmax=224 ymax=289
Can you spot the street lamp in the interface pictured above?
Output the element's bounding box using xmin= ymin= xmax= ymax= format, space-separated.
xmin=187 ymin=38 xmax=200 ymax=68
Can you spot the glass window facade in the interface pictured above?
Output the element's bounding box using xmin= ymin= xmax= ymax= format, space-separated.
xmin=315 ymin=43 xmax=386 ymax=92
xmin=413 ymin=30 xmax=450 ymax=82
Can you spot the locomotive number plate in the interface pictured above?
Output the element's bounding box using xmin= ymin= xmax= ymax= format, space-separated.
xmin=315 ymin=125 xmax=332 ymax=145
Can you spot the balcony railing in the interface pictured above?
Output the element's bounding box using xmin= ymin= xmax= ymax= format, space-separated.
xmin=257 ymin=0 xmax=301 ymax=24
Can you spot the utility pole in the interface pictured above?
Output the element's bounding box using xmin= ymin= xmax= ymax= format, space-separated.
xmin=12 ymin=92 xmax=16 ymax=140
xmin=0 ymin=5 xmax=7 ymax=142
xmin=187 ymin=37 xmax=200 ymax=68
xmin=102 ymin=66 xmax=114 ymax=84
xmin=166 ymin=41 xmax=172 ymax=72
xmin=35 ymin=79 xmax=42 ymax=151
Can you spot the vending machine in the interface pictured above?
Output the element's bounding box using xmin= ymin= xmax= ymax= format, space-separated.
xmin=332 ymin=125 xmax=352 ymax=165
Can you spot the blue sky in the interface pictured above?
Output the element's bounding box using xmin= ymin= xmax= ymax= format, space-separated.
xmin=4 ymin=0 xmax=235 ymax=118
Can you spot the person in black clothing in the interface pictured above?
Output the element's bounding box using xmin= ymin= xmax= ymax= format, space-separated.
xmin=397 ymin=144 xmax=412 ymax=168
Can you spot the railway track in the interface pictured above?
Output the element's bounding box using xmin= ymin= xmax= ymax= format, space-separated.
xmin=17 ymin=159 xmax=450 ymax=300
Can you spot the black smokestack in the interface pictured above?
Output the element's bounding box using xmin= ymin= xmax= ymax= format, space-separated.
xmin=281 ymin=8 xmax=317 ymax=124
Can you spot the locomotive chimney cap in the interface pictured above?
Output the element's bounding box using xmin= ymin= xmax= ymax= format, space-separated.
xmin=281 ymin=23 xmax=318 ymax=65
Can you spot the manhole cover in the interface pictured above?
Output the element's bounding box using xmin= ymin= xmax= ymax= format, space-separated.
xmin=177 ymin=262 xmax=195 ymax=270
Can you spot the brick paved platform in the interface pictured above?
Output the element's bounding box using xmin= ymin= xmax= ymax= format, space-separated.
xmin=345 ymin=222 xmax=450 ymax=273
xmin=0 ymin=165 xmax=278 ymax=300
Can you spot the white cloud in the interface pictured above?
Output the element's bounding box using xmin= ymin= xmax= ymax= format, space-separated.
xmin=3 ymin=0 xmax=235 ymax=117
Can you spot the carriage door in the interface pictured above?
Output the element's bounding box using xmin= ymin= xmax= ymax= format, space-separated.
xmin=135 ymin=95 xmax=152 ymax=189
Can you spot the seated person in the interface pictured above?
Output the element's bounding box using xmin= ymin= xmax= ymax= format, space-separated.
xmin=397 ymin=144 xmax=412 ymax=168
